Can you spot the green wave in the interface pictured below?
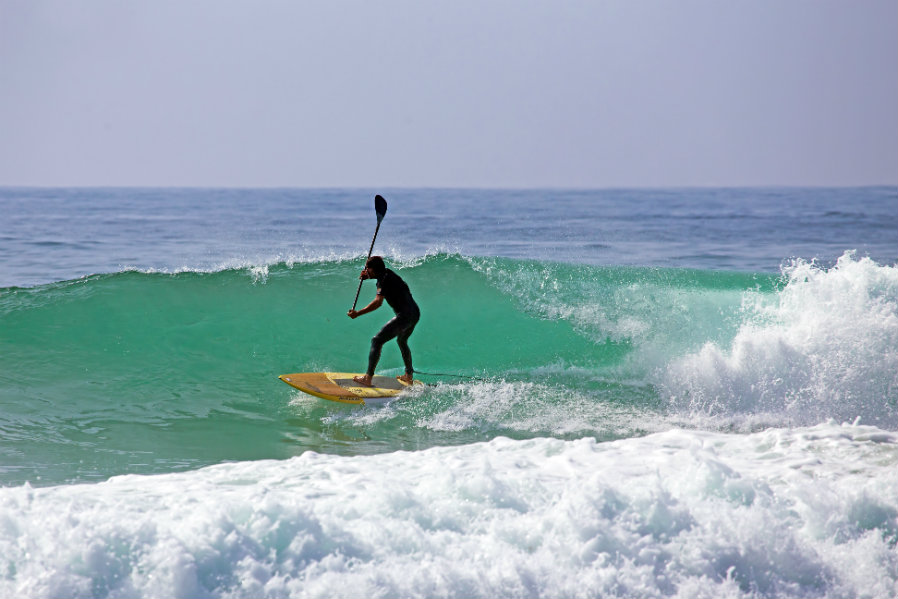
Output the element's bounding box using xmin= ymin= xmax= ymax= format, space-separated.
xmin=0 ymin=255 xmax=775 ymax=486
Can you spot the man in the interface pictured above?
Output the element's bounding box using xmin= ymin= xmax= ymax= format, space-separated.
xmin=347 ymin=256 xmax=420 ymax=386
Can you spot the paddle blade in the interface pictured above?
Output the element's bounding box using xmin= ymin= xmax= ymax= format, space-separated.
xmin=375 ymin=194 xmax=388 ymax=221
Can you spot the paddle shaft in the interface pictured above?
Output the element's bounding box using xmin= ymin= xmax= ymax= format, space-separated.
xmin=351 ymin=218 xmax=384 ymax=311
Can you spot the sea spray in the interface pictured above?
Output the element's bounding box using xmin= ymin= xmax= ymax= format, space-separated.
xmin=662 ymin=252 xmax=898 ymax=428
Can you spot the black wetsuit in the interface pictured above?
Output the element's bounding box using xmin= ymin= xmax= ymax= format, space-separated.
xmin=367 ymin=269 xmax=420 ymax=377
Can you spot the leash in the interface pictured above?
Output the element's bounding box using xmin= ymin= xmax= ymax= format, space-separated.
xmin=413 ymin=369 xmax=491 ymax=383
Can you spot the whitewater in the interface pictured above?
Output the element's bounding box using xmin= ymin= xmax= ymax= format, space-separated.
xmin=1 ymin=187 xmax=896 ymax=598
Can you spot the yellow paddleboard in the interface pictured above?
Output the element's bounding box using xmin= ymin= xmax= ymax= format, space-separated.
xmin=278 ymin=372 xmax=422 ymax=405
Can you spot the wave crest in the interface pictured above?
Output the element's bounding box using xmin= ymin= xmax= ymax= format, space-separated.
xmin=662 ymin=252 xmax=898 ymax=428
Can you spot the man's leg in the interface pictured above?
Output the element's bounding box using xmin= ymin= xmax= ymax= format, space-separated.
xmin=354 ymin=317 xmax=402 ymax=386
xmin=396 ymin=319 xmax=417 ymax=384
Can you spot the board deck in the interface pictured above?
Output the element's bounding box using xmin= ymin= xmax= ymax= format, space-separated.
xmin=278 ymin=372 xmax=421 ymax=404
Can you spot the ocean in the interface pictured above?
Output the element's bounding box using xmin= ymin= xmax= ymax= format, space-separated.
xmin=1 ymin=186 xmax=896 ymax=598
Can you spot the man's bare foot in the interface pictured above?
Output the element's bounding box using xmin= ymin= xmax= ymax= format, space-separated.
xmin=397 ymin=373 xmax=414 ymax=385
xmin=353 ymin=374 xmax=373 ymax=387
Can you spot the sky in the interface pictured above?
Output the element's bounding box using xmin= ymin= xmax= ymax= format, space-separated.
xmin=1 ymin=0 xmax=896 ymax=188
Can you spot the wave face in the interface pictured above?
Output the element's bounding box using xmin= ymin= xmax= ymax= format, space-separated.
xmin=1 ymin=424 xmax=895 ymax=598
xmin=1 ymin=252 xmax=895 ymax=487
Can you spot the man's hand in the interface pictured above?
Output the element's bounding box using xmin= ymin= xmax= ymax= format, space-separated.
xmin=347 ymin=296 xmax=382 ymax=320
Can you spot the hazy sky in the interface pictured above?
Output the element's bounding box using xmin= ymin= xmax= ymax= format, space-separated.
xmin=2 ymin=1 xmax=896 ymax=188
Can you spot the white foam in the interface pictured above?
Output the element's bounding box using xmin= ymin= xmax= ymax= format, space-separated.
xmin=417 ymin=380 xmax=653 ymax=437
xmin=661 ymin=252 xmax=898 ymax=429
xmin=116 ymin=250 xmax=370 ymax=280
xmin=1 ymin=424 xmax=895 ymax=598
xmin=324 ymin=379 xmax=662 ymax=439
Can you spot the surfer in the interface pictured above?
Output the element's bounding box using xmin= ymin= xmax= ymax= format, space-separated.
xmin=347 ymin=256 xmax=420 ymax=387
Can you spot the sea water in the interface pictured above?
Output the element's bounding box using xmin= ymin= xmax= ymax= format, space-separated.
xmin=1 ymin=187 xmax=896 ymax=598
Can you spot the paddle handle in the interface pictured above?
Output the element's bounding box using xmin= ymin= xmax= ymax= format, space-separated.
xmin=351 ymin=218 xmax=383 ymax=311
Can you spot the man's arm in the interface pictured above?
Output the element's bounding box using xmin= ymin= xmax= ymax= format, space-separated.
xmin=347 ymin=294 xmax=383 ymax=319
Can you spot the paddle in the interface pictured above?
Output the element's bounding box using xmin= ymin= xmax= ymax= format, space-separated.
xmin=351 ymin=194 xmax=388 ymax=311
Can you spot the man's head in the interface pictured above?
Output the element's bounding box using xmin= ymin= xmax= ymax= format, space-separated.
xmin=365 ymin=256 xmax=386 ymax=277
